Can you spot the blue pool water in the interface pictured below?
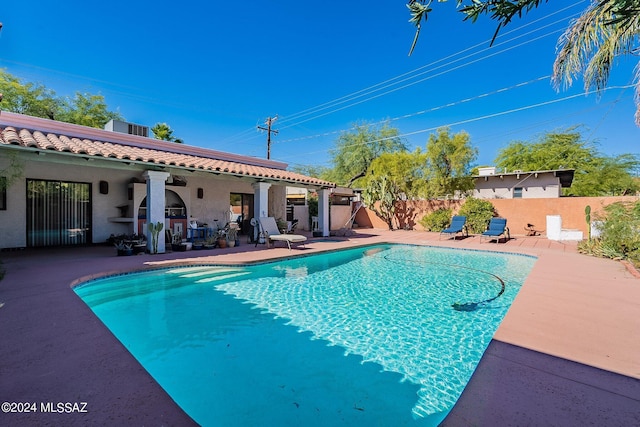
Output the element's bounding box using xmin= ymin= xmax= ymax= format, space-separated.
xmin=75 ymin=244 xmax=536 ymax=426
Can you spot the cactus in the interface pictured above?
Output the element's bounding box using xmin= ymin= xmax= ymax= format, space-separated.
xmin=148 ymin=221 xmax=164 ymax=254
xmin=585 ymin=205 xmax=591 ymax=240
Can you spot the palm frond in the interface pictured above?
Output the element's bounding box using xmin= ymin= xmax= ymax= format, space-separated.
xmin=407 ymin=1 xmax=433 ymax=56
xmin=634 ymin=61 xmax=640 ymax=125
xmin=553 ymin=0 xmax=640 ymax=125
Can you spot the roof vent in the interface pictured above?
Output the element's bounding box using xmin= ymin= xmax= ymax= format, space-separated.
xmin=104 ymin=119 xmax=149 ymax=138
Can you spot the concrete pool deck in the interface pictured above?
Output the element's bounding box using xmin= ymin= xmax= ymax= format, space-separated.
xmin=0 ymin=230 xmax=638 ymax=426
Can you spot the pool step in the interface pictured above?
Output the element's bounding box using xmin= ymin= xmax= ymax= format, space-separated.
xmin=178 ymin=267 xmax=245 ymax=278
xmin=165 ymin=266 xmax=243 ymax=277
xmin=195 ymin=272 xmax=251 ymax=283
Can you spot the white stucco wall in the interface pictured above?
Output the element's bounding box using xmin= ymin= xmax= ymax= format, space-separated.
xmin=292 ymin=205 xmax=310 ymax=231
xmin=268 ymin=185 xmax=287 ymax=221
xmin=0 ymin=151 xmax=311 ymax=249
xmin=474 ymin=173 xmax=562 ymax=199
xmin=1 ymin=153 xmax=139 ymax=248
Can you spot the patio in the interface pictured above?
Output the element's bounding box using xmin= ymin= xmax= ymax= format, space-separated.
xmin=0 ymin=230 xmax=638 ymax=426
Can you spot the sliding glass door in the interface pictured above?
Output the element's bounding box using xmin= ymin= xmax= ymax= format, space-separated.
xmin=27 ymin=179 xmax=92 ymax=247
xmin=230 ymin=193 xmax=253 ymax=235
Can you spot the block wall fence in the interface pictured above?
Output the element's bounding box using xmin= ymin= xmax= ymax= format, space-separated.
xmin=354 ymin=196 xmax=636 ymax=236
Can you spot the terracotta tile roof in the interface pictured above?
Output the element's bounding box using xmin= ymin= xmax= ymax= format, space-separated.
xmin=0 ymin=112 xmax=334 ymax=188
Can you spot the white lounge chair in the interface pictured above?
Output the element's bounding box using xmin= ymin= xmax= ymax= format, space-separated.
xmin=258 ymin=217 xmax=307 ymax=250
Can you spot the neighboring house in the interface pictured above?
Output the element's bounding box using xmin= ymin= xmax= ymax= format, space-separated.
xmin=473 ymin=167 xmax=575 ymax=199
xmin=0 ymin=112 xmax=335 ymax=252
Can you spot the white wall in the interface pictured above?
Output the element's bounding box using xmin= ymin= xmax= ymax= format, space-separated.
xmin=292 ymin=205 xmax=309 ymax=231
xmin=0 ymin=152 xmax=302 ymax=249
xmin=268 ymin=185 xmax=287 ymax=221
xmin=1 ymin=153 xmax=138 ymax=248
xmin=474 ymin=173 xmax=561 ymax=199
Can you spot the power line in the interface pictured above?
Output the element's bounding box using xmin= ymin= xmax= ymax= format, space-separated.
xmin=274 ymin=4 xmax=584 ymax=130
xmin=277 ymin=75 xmax=551 ymax=144
xmin=218 ymin=3 xmax=585 ymax=146
xmin=279 ymin=85 xmax=635 ymax=164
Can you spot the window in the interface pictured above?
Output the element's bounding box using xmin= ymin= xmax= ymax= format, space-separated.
xmin=513 ymin=187 xmax=523 ymax=198
xmin=0 ymin=177 xmax=6 ymax=210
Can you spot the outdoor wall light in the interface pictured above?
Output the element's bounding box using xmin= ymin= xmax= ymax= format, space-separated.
xmin=99 ymin=180 xmax=109 ymax=194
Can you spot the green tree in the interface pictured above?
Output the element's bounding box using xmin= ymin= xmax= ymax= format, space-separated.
xmin=0 ymin=69 xmax=60 ymax=119
xmin=406 ymin=0 xmax=640 ymax=124
xmin=494 ymin=130 xmax=596 ymax=172
xmin=494 ymin=129 xmax=639 ymax=196
xmin=0 ymin=151 xmax=25 ymax=191
xmin=362 ymin=150 xmax=427 ymax=229
xmin=151 ymin=122 xmax=183 ymax=143
xmin=0 ymin=70 xmax=123 ymax=128
xmin=571 ymin=154 xmax=640 ymax=196
xmin=424 ymin=127 xmax=477 ymax=198
xmin=58 ymin=92 xmax=123 ymax=128
xmin=288 ymin=164 xmax=333 ymax=181
xmin=326 ymin=121 xmax=407 ymax=187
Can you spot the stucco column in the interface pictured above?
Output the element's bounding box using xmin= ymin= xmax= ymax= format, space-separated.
xmin=252 ymin=182 xmax=272 ymax=218
xmin=143 ymin=170 xmax=170 ymax=253
xmin=318 ymin=188 xmax=330 ymax=237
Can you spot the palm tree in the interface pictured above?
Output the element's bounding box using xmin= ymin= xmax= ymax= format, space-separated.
xmin=552 ymin=0 xmax=640 ymax=125
xmin=407 ymin=0 xmax=640 ymax=124
xmin=151 ymin=122 xmax=183 ymax=143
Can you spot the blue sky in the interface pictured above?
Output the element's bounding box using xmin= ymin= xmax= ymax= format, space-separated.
xmin=1 ymin=0 xmax=638 ymax=170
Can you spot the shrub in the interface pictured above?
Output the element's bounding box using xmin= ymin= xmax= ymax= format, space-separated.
xmin=457 ymin=198 xmax=496 ymax=234
xmin=419 ymin=208 xmax=452 ymax=232
xmin=578 ymin=200 xmax=640 ymax=266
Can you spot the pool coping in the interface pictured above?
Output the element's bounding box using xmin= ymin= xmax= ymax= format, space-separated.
xmin=1 ymin=230 xmax=639 ymax=425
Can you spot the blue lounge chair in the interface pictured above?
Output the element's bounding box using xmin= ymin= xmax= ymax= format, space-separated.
xmin=481 ymin=217 xmax=510 ymax=243
xmin=440 ymin=215 xmax=468 ymax=240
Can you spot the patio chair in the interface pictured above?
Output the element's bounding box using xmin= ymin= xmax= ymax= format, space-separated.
xmin=480 ymin=217 xmax=510 ymax=243
xmin=258 ymin=217 xmax=307 ymax=250
xmin=440 ymin=215 xmax=468 ymax=240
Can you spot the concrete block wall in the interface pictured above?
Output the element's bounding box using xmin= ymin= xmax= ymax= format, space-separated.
xmin=355 ymin=196 xmax=635 ymax=237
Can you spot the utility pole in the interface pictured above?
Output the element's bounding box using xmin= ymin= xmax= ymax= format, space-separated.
xmin=257 ymin=116 xmax=278 ymax=159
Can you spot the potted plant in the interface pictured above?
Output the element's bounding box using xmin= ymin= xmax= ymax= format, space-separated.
xmin=226 ymin=225 xmax=238 ymax=248
xmin=114 ymin=240 xmax=133 ymax=256
xmin=214 ymin=227 xmax=227 ymax=248
xmin=193 ymin=240 xmax=204 ymax=250
xmin=204 ymin=236 xmax=217 ymax=249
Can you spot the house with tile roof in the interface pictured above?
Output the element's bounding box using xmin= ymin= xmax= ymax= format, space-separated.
xmin=0 ymin=112 xmax=335 ymax=252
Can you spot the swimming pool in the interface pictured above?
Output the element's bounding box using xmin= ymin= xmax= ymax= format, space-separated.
xmin=75 ymin=244 xmax=535 ymax=426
